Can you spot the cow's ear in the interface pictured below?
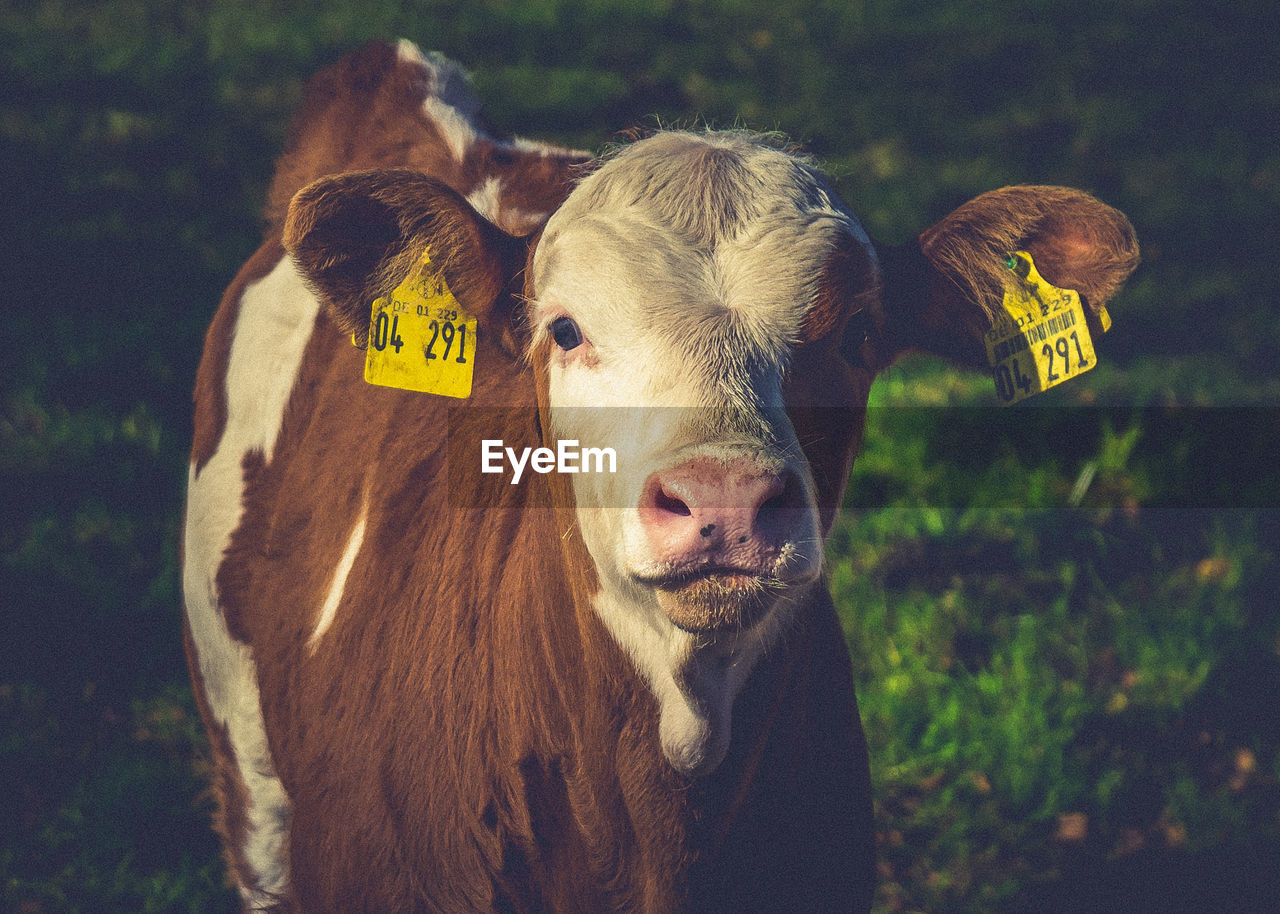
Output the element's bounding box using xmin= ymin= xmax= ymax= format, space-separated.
xmin=283 ymin=169 xmax=527 ymax=351
xmin=863 ymin=185 xmax=1139 ymax=370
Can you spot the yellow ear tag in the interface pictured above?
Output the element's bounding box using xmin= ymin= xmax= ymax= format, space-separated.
xmin=362 ymin=248 xmax=477 ymax=398
xmin=985 ymin=251 xmax=1100 ymax=405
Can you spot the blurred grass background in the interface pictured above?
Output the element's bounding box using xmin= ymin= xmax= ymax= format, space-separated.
xmin=1 ymin=1 xmax=1277 ymax=911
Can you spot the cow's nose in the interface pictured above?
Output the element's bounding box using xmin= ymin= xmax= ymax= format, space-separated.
xmin=639 ymin=457 xmax=806 ymax=567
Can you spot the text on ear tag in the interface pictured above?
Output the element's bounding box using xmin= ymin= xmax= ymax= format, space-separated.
xmin=985 ymin=251 xmax=1099 ymax=405
xmin=363 ymin=248 xmax=477 ymax=398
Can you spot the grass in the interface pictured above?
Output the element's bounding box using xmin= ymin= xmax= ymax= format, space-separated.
xmin=834 ymin=359 xmax=1280 ymax=911
xmin=1 ymin=682 xmax=235 ymax=913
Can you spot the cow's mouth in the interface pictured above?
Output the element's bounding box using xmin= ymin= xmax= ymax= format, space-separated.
xmin=638 ymin=566 xmax=786 ymax=633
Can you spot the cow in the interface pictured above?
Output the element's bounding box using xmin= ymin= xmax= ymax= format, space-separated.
xmin=182 ymin=39 xmax=1138 ymax=913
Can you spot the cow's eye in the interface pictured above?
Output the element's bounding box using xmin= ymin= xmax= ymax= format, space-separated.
xmin=550 ymin=316 xmax=583 ymax=351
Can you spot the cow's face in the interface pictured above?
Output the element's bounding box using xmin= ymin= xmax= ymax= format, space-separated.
xmin=283 ymin=133 xmax=1138 ymax=777
xmin=527 ymin=133 xmax=877 ymax=773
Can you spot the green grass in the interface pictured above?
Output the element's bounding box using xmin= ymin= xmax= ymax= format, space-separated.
xmin=2 ymin=1 xmax=1278 ymax=911
xmin=835 ymin=360 xmax=1280 ymax=911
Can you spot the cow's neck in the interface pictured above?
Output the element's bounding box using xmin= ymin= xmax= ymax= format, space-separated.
xmin=508 ymin=500 xmax=804 ymax=902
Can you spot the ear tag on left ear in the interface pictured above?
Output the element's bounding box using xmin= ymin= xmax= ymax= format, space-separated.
xmin=362 ymin=248 xmax=477 ymax=398
xmin=985 ymin=251 xmax=1099 ymax=405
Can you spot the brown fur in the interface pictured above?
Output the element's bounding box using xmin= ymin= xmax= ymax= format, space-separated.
xmin=265 ymin=40 xmax=588 ymax=238
xmin=187 ymin=41 xmax=1139 ymax=913
xmin=210 ymin=286 xmax=875 ymax=909
xmin=921 ymin=185 xmax=1139 ymax=319
xmin=872 ymin=184 xmax=1140 ymax=367
xmin=283 ymin=170 xmax=527 ymax=349
xmin=802 ymin=232 xmax=878 ymax=345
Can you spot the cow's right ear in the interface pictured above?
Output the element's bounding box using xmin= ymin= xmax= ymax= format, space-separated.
xmin=861 ymin=185 xmax=1139 ymax=371
xmin=283 ymin=169 xmax=527 ymax=351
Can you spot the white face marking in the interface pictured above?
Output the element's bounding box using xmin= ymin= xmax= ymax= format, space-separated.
xmin=184 ymin=256 xmax=317 ymax=900
xmin=309 ymin=496 xmax=369 ymax=651
xmin=530 ymin=132 xmax=869 ymax=774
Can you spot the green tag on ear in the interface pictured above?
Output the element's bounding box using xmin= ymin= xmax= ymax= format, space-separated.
xmin=362 ymin=248 xmax=477 ymax=398
xmin=985 ymin=251 xmax=1102 ymax=405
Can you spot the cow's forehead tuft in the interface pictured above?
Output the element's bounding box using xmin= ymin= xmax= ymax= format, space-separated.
xmin=533 ymin=130 xmax=869 ymax=355
xmin=546 ymin=130 xmax=852 ymax=247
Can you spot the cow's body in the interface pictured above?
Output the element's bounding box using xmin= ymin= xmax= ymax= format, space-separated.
xmin=184 ymin=40 xmax=1137 ymax=913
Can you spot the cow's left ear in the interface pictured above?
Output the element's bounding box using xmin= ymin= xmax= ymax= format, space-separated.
xmin=283 ymin=168 xmax=528 ymax=352
xmin=856 ymin=185 xmax=1139 ymax=370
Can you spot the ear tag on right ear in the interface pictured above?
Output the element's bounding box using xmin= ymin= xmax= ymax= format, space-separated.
xmin=363 ymin=248 xmax=477 ymax=398
xmin=985 ymin=251 xmax=1098 ymax=405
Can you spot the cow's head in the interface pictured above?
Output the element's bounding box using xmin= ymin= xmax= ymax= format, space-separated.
xmin=285 ymin=131 xmax=1137 ymax=775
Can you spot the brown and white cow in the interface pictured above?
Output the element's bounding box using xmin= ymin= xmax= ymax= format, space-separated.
xmin=183 ymin=39 xmax=1138 ymax=912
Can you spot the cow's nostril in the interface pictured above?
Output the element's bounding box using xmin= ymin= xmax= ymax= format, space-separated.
xmin=754 ymin=474 xmax=790 ymax=516
xmin=758 ymin=491 xmax=787 ymax=518
xmin=655 ymin=488 xmax=691 ymax=517
xmin=753 ymin=471 xmax=803 ymax=535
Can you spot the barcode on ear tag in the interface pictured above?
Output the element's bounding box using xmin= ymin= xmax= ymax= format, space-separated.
xmin=363 ymin=249 xmax=477 ymax=398
xmin=985 ymin=251 xmax=1098 ymax=405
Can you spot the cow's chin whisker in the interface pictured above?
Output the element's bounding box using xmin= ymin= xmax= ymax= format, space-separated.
xmin=639 ymin=570 xmax=787 ymax=634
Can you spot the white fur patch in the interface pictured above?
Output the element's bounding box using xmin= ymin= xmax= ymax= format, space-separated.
xmin=531 ymin=133 xmax=857 ymax=775
xmin=395 ymin=39 xmax=484 ymax=162
xmin=424 ymin=96 xmax=481 ymax=162
xmin=309 ymin=496 xmax=369 ymax=651
xmin=509 ymin=135 xmax=572 ymax=156
xmin=397 ymin=40 xmax=482 ymax=119
xmin=183 ymin=256 xmax=318 ymax=903
xmin=398 ymin=38 xmax=589 ymax=186
xmin=465 ymin=176 xmax=504 ymax=225
xmin=589 ymin=570 xmax=804 ymax=776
